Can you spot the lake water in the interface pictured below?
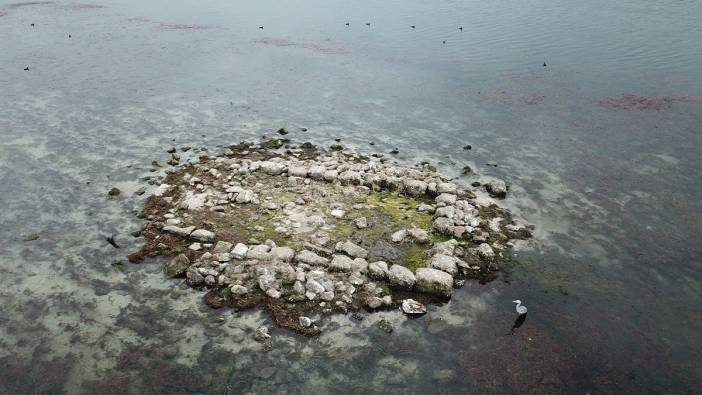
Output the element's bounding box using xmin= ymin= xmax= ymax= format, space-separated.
xmin=1 ymin=0 xmax=701 ymax=393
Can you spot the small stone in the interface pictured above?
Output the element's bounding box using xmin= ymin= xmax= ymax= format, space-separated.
xmin=186 ymin=267 xmax=205 ymax=286
xmin=354 ymin=217 xmax=369 ymax=229
xmin=108 ymin=187 xmax=121 ymax=196
xmin=205 ymin=275 xmax=216 ymax=286
xmin=270 ymin=247 xmax=295 ymax=262
xmin=435 ymin=193 xmax=457 ymax=205
xmin=417 ymin=203 xmax=435 ymax=213
xmin=401 ymin=299 xmax=427 ymax=316
xmin=330 ymin=209 xmax=345 ymax=218
xmin=295 ymin=250 xmax=330 ymax=266
xmin=365 ymin=296 xmax=384 ymax=309
xmin=230 ymin=285 xmax=248 ymax=295
xmin=254 ymin=326 xmax=271 ymax=341
xmin=299 ymin=316 xmax=312 ymax=327
xmin=407 ymin=228 xmax=430 ymax=243
xmin=391 ymin=229 xmax=408 ymax=243
xmin=306 ymin=279 xmax=325 ymax=294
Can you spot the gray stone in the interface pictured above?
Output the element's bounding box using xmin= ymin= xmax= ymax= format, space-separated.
xmin=235 ymin=189 xmax=256 ymax=203
xmin=435 ymin=206 xmax=455 ymax=219
xmin=164 ymin=254 xmax=190 ymax=277
xmin=305 ymin=279 xmax=325 ymax=294
xmin=213 ymin=241 xmax=233 ymax=253
xmin=365 ymin=296 xmax=384 ymax=309
xmin=388 ymin=265 xmax=416 ymax=289
xmin=476 ymin=243 xmax=496 ymax=262
xmin=403 ymin=179 xmax=428 ymax=196
xmin=230 ymin=284 xmax=248 ymax=295
xmin=247 ymin=244 xmax=271 ymax=260
xmin=437 ymin=182 xmax=457 ymax=194
xmin=254 ymin=326 xmax=271 ymax=341
xmin=270 ymin=247 xmax=295 ymax=262
xmin=485 ymin=179 xmax=508 ymax=198
xmin=191 ymin=229 xmax=215 ymax=242
xmin=407 ymin=227 xmax=430 ymax=243
xmin=299 ymin=316 xmax=312 ymax=327
xmin=415 ymin=268 xmax=453 ymax=298
xmin=368 ymin=261 xmax=389 ymax=280
xmin=435 ymin=193 xmax=457 ymax=205
xmin=329 ymin=255 xmax=353 ymax=272
xmin=354 ymin=217 xmax=369 ymax=229
xmin=430 ymin=254 xmax=459 ymax=276
xmin=335 ymin=241 xmax=368 ymax=259
xmin=186 ymin=267 xmax=205 ymax=286
xmin=163 ymin=225 xmax=195 ymax=237
xmin=295 ymin=250 xmax=330 ymax=266
xmin=391 ymin=229 xmax=408 ymax=243
xmin=232 ymin=243 xmax=249 ymax=259
xmin=417 ymin=203 xmax=435 ymax=213
xmin=432 ymin=217 xmax=453 ymax=233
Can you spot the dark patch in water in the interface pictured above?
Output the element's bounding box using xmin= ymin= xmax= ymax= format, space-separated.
xmin=598 ymin=93 xmax=674 ymax=111
xmin=159 ymin=22 xmax=212 ymax=30
xmin=252 ymin=37 xmax=348 ymax=55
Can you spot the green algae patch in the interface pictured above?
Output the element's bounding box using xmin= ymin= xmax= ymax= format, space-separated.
xmin=367 ymin=192 xmax=432 ymax=230
xmin=403 ymin=243 xmax=428 ymax=272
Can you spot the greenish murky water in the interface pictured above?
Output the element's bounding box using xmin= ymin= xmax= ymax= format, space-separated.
xmin=1 ymin=0 xmax=701 ymax=393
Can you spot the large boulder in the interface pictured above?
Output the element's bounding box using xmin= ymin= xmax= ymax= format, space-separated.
xmin=387 ymin=265 xmax=416 ymax=289
xmin=415 ymin=268 xmax=453 ymax=298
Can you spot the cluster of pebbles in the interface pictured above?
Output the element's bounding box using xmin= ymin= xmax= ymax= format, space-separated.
xmin=129 ymin=139 xmax=530 ymax=335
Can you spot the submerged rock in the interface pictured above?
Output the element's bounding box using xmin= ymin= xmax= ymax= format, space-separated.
xmin=485 ymin=179 xmax=508 ymax=198
xmin=164 ymin=254 xmax=190 ymax=277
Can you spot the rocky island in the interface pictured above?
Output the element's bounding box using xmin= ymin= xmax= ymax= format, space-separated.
xmin=128 ymin=138 xmax=531 ymax=336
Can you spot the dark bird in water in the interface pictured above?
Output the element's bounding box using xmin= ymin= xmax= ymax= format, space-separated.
xmin=258 ymin=26 xmax=264 ymax=29
xmin=442 ymin=40 xmax=446 ymax=44
xmin=411 ymin=25 xmax=415 ymax=29
xmin=345 ymin=22 xmax=350 ymax=26
xmin=68 ymin=34 xmax=71 ymax=38
xmin=106 ymin=235 xmax=121 ymax=249
xmin=365 ymin=22 xmax=371 ymax=26
xmin=23 ymin=66 xmax=29 ymax=71
xmin=459 ymin=26 xmax=463 ymax=31
xmin=30 ymin=23 xmax=35 ymax=27
xmin=543 ymin=62 xmax=547 ymax=67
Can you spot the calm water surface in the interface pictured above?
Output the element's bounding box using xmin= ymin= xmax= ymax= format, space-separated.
xmin=1 ymin=0 xmax=701 ymax=393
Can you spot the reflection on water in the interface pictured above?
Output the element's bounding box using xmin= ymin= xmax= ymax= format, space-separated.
xmin=0 ymin=0 xmax=701 ymax=393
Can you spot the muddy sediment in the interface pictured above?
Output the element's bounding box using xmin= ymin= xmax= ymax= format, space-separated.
xmin=128 ymin=139 xmax=531 ymax=335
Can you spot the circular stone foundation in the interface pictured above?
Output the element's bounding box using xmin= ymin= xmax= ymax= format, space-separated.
xmin=128 ymin=138 xmax=531 ymax=335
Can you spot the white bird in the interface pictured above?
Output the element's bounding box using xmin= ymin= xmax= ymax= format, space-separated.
xmin=513 ymin=300 xmax=527 ymax=315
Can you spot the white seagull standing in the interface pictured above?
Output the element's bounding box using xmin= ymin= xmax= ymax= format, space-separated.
xmin=513 ymin=300 xmax=527 ymax=315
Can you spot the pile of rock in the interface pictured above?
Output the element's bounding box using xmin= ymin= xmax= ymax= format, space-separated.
xmin=131 ymin=139 xmax=530 ymax=332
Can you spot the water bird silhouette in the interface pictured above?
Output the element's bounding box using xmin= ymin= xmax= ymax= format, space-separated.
xmin=258 ymin=26 xmax=264 ymax=29
xmin=23 ymin=66 xmax=29 ymax=71
xmin=365 ymin=22 xmax=371 ymax=26
xmin=411 ymin=25 xmax=415 ymax=29
xmin=459 ymin=26 xmax=463 ymax=31
xmin=543 ymin=62 xmax=547 ymax=67
xmin=106 ymin=235 xmax=121 ymax=249
xmin=345 ymin=22 xmax=349 ymax=26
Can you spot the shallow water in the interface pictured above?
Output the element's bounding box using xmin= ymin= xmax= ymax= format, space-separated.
xmin=1 ymin=0 xmax=701 ymax=393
